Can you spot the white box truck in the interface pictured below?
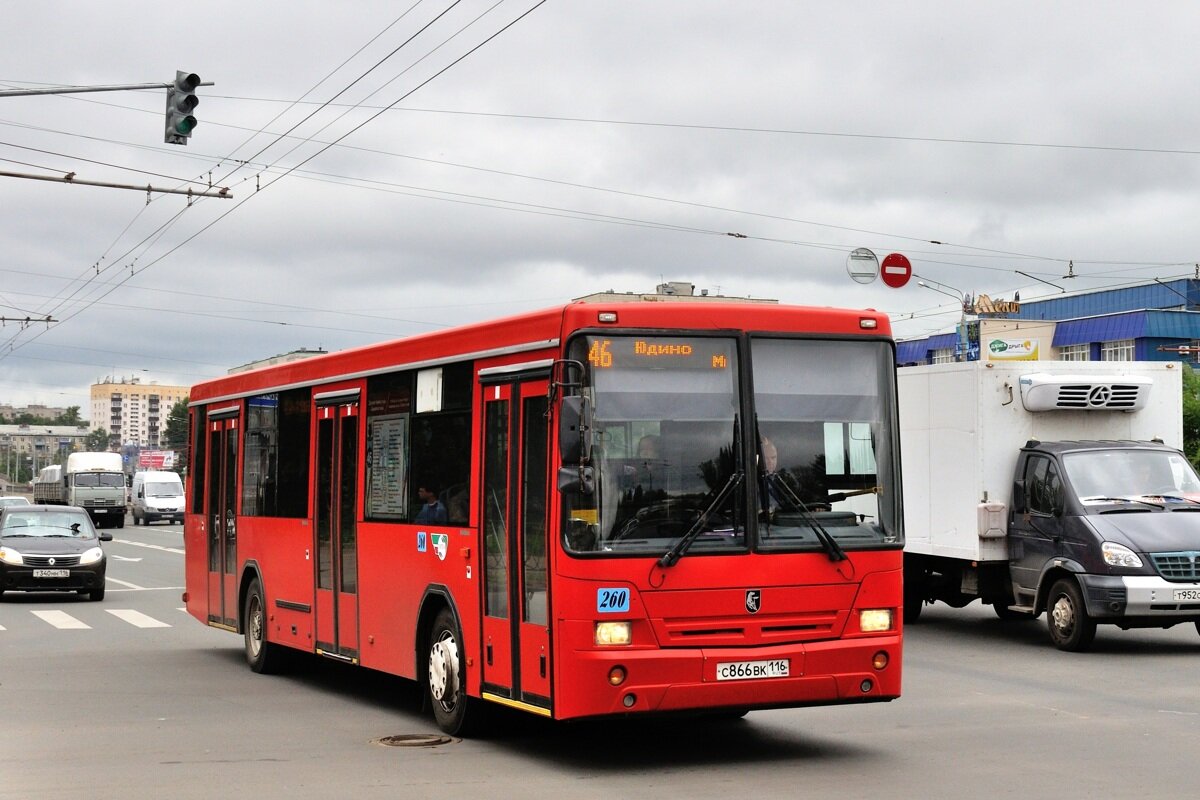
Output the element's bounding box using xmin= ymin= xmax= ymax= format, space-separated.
xmin=32 ymin=452 xmax=126 ymax=529
xmin=901 ymin=360 xmax=1200 ymax=650
xmin=130 ymin=470 xmax=184 ymax=525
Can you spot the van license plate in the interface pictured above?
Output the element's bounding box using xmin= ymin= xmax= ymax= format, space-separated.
xmin=715 ymin=659 xmax=789 ymax=681
xmin=33 ymin=569 xmax=69 ymax=579
xmin=1173 ymin=589 xmax=1200 ymax=602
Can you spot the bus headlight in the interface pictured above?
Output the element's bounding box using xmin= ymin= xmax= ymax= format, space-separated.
xmin=0 ymin=546 xmax=23 ymax=566
xmin=594 ymin=621 xmax=631 ymax=646
xmin=859 ymin=609 xmax=893 ymax=632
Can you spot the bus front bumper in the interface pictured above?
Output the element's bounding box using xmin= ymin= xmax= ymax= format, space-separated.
xmin=555 ymin=635 xmax=901 ymax=721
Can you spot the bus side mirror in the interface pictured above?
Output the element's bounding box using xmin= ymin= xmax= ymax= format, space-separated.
xmin=557 ymin=465 xmax=595 ymax=495
xmin=558 ymin=396 xmax=591 ymax=465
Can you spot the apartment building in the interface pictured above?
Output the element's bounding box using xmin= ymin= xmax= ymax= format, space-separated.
xmin=89 ymin=376 xmax=189 ymax=449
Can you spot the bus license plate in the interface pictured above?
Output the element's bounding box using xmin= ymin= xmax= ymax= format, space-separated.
xmin=715 ymin=658 xmax=790 ymax=681
xmin=1173 ymin=589 xmax=1200 ymax=602
xmin=33 ymin=569 xmax=69 ymax=579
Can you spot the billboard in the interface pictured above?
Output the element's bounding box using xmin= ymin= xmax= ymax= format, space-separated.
xmin=987 ymin=337 xmax=1040 ymax=361
xmin=137 ymin=450 xmax=176 ymax=469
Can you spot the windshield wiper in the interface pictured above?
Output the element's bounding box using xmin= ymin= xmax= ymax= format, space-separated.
xmin=658 ymin=471 xmax=743 ymax=568
xmin=1156 ymin=494 xmax=1200 ymax=506
xmin=763 ymin=473 xmax=848 ymax=562
xmin=1080 ymin=495 xmax=1163 ymax=509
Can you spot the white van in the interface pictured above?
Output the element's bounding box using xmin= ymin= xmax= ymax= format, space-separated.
xmin=131 ymin=470 xmax=185 ymax=526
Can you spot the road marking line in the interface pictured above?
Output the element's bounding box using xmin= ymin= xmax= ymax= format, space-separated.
xmin=105 ymin=585 xmax=185 ymax=592
xmin=111 ymin=538 xmax=184 ymax=555
xmin=32 ymin=610 xmax=90 ymax=629
xmin=105 ymin=576 xmax=147 ymax=590
xmin=107 ymin=609 xmax=171 ymax=628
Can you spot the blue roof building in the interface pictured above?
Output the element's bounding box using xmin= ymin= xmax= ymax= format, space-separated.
xmin=898 ymin=279 xmax=1200 ymax=366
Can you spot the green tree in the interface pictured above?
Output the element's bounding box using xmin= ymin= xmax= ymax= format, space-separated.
xmin=55 ymin=406 xmax=82 ymax=426
xmin=85 ymin=427 xmax=110 ymax=451
xmin=1183 ymin=365 xmax=1200 ymax=467
xmin=163 ymin=397 xmax=189 ymax=475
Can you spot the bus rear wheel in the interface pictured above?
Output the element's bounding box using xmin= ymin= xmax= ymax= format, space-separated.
xmin=244 ymin=578 xmax=286 ymax=674
xmin=427 ymin=608 xmax=485 ymax=736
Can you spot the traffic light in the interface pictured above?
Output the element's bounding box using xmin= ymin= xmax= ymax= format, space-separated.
xmin=164 ymin=71 xmax=200 ymax=145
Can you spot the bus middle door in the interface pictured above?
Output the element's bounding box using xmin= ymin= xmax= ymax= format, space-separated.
xmin=480 ymin=377 xmax=551 ymax=712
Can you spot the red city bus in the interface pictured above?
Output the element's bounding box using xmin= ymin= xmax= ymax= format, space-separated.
xmin=182 ymin=289 xmax=904 ymax=735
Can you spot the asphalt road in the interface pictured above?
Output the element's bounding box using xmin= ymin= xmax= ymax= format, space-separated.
xmin=3 ymin=518 xmax=1198 ymax=800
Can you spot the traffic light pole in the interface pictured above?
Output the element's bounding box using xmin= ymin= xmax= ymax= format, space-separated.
xmin=0 ymin=81 xmax=214 ymax=98
xmin=0 ymin=72 xmax=230 ymax=195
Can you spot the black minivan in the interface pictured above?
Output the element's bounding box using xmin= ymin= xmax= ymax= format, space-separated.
xmin=0 ymin=505 xmax=112 ymax=601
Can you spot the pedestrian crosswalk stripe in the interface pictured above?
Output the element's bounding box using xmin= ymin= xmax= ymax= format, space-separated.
xmin=32 ymin=610 xmax=90 ymax=629
xmin=106 ymin=609 xmax=170 ymax=628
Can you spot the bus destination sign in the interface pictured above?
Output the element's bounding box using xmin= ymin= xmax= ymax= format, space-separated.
xmin=588 ymin=337 xmax=730 ymax=370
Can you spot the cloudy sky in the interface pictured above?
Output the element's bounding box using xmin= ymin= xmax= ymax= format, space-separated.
xmin=2 ymin=2 xmax=1198 ymax=418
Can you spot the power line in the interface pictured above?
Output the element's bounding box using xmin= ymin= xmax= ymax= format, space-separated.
xmin=0 ymin=139 xmax=224 ymax=187
xmin=0 ymin=0 xmax=550 ymax=363
xmin=214 ymin=0 xmax=467 ymax=187
xmin=216 ymin=2 xmax=427 ymax=180
xmin=189 ymin=100 xmax=1200 ymax=159
xmin=6 ymin=98 xmax=1192 ymax=272
xmin=0 ymin=4 xmax=464 ymax=359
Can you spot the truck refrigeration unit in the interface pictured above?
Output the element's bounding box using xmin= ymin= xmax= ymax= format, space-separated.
xmin=901 ymin=360 xmax=1200 ymax=650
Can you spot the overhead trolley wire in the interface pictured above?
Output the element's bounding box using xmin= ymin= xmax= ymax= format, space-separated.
xmin=0 ymin=0 xmax=549 ymax=362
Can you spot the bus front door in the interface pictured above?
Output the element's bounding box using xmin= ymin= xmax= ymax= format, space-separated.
xmin=313 ymin=390 xmax=361 ymax=663
xmin=481 ymin=378 xmax=551 ymax=712
xmin=205 ymin=414 xmax=238 ymax=628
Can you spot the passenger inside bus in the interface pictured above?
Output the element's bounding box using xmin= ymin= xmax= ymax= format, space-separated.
xmin=415 ymin=484 xmax=448 ymax=524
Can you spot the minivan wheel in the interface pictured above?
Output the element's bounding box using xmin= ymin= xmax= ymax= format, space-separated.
xmin=1046 ymin=577 xmax=1096 ymax=651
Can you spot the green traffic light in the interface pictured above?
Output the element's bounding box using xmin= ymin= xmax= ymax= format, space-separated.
xmin=164 ymin=70 xmax=200 ymax=145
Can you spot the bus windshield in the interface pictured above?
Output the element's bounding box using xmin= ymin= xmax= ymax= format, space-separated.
xmin=751 ymin=338 xmax=900 ymax=551
xmin=565 ymin=335 xmax=744 ymax=555
xmin=561 ymin=334 xmax=901 ymax=556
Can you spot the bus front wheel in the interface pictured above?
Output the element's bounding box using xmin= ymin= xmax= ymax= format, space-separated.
xmin=427 ymin=608 xmax=485 ymax=736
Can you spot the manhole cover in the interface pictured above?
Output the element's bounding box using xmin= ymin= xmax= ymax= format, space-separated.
xmin=373 ymin=734 xmax=457 ymax=748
